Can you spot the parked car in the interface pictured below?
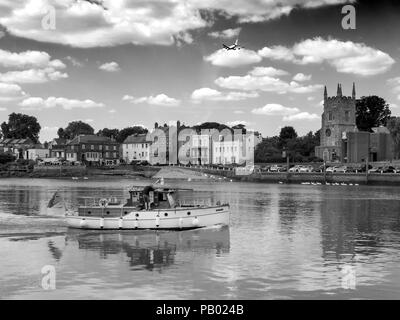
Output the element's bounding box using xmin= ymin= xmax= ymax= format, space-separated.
xmin=270 ymin=165 xmax=287 ymax=172
xmin=325 ymin=166 xmax=336 ymax=173
xmin=289 ymin=165 xmax=302 ymax=173
xmin=299 ymin=165 xmax=314 ymax=173
xmin=368 ymin=167 xmax=381 ymax=174
xmin=334 ymin=166 xmax=353 ymax=173
xmin=381 ymin=166 xmax=397 ymax=173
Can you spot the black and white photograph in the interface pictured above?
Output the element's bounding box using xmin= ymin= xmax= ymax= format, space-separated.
xmin=0 ymin=0 xmax=400 ymax=306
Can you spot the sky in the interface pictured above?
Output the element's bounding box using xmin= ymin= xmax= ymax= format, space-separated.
xmin=0 ymin=0 xmax=400 ymax=142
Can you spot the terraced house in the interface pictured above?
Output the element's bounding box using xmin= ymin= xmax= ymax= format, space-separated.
xmin=122 ymin=133 xmax=151 ymax=163
xmin=65 ymin=135 xmax=120 ymax=166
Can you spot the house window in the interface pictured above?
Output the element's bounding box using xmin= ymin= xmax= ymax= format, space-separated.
xmin=105 ymin=145 xmax=109 ymax=151
xmin=91 ymin=145 xmax=94 ymax=150
xmin=106 ymin=152 xmax=109 ymax=157
xmin=82 ymin=144 xmax=85 ymax=149
xmin=71 ymin=145 xmax=74 ymax=150
xmin=113 ymin=152 xmax=116 ymax=158
xmin=99 ymin=145 xmax=102 ymax=150
xmin=113 ymin=146 xmax=116 ymax=150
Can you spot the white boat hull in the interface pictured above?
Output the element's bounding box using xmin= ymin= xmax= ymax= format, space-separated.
xmin=66 ymin=205 xmax=230 ymax=230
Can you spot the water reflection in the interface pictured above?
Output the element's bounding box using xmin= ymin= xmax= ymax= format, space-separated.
xmin=65 ymin=227 xmax=230 ymax=272
xmin=1 ymin=179 xmax=400 ymax=299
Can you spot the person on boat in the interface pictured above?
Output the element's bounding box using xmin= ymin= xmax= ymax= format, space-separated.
xmin=143 ymin=185 xmax=154 ymax=210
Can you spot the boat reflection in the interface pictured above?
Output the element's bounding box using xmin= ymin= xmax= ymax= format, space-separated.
xmin=65 ymin=227 xmax=230 ymax=271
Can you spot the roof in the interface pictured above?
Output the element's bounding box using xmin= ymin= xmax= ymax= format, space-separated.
xmin=52 ymin=138 xmax=67 ymax=145
xmin=68 ymin=134 xmax=118 ymax=145
xmin=123 ymin=134 xmax=151 ymax=144
xmin=0 ymin=138 xmax=35 ymax=145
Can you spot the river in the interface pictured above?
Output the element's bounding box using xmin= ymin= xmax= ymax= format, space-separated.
xmin=0 ymin=177 xmax=399 ymax=299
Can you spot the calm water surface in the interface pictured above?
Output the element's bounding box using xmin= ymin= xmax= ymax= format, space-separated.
xmin=0 ymin=177 xmax=400 ymax=299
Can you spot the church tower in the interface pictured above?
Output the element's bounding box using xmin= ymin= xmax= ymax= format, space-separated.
xmin=315 ymin=83 xmax=357 ymax=162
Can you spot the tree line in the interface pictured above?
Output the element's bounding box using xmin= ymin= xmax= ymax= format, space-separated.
xmin=255 ymin=95 xmax=396 ymax=163
xmin=1 ymin=95 xmax=400 ymax=162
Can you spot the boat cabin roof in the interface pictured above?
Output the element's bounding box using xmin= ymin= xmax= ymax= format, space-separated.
xmin=128 ymin=185 xmax=176 ymax=194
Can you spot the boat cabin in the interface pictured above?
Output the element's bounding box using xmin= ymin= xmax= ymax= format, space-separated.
xmin=125 ymin=186 xmax=177 ymax=209
xmin=78 ymin=186 xmax=180 ymax=217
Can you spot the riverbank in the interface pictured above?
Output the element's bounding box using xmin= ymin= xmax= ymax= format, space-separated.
xmin=4 ymin=164 xmax=400 ymax=186
xmin=185 ymin=166 xmax=400 ymax=186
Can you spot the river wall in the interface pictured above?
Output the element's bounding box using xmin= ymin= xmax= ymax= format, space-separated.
xmin=185 ymin=167 xmax=400 ymax=186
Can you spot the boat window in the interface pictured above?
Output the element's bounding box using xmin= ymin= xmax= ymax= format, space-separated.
xmin=187 ymin=212 xmax=191 ymax=215
xmin=87 ymin=211 xmax=91 ymax=214
xmin=164 ymin=213 xmax=168 ymax=217
xmin=135 ymin=213 xmax=139 ymax=217
xmin=106 ymin=211 xmax=110 ymax=215
xmin=124 ymin=211 xmax=128 ymax=215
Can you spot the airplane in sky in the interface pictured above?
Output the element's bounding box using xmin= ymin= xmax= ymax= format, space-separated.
xmin=223 ymin=39 xmax=243 ymax=50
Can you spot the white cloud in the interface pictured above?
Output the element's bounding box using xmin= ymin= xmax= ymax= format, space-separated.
xmin=215 ymin=71 xmax=323 ymax=94
xmin=293 ymin=73 xmax=311 ymax=82
xmin=20 ymin=97 xmax=105 ymax=110
xmin=0 ymin=49 xmax=65 ymax=69
xmin=249 ymin=66 xmax=289 ymax=77
xmin=109 ymin=109 xmax=117 ymax=113
xmin=258 ymin=37 xmax=394 ymax=76
xmin=252 ymin=104 xmax=300 ymax=116
xmin=234 ymin=110 xmax=244 ymax=114
xmin=208 ymin=28 xmax=241 ymax=39
xmin=204 ymin=48 xmax=262 ymax=68
xmin=0 ymin=107 xmax=7 ymax=111
xmin=0 ymin=82 xmax=27 ymax=101
xmin=226 ymin=120 xmax=252 ymax=127
xmin=0 ymin=1 xmax=352 ymax=47
xmin=283 ymin=112 xmax=319 ymax=121
xmin=99 ymin=61 xmax=120 ymax=72
xmin=307 ymin=96 xmax=315 ymax=101
xmin=123 ymin=94 xmax=181 ymax=107
xmin=191 ymin=87 xmax=258 ymax=102
xmin=0 ymin=68 xmax=68 ymax=84
xmin=65 ymin=56 xmax=84 ymax=67
xmin=0 ymin=49 xmax=67 ymax=83
xmin=0 ymin=0 xmax=207 ymax=48
xmin=258 ymin=45 xmax=295 ymax=62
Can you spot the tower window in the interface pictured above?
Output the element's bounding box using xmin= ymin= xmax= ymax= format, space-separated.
xmin=328 ymin=112 xmax=333 ymax=121
xmin=325 ymin=129 xmax=331 ymax=137
xmin=345 ymin=111 xmax=350 ymax=122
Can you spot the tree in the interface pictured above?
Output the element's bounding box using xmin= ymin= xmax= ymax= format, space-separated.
xmin=116 ymin=126 xmax=148 ymax=143
xmin=278 ymin=126 xmax=297 ymax=149
xmin=356 ymin=96 xmax=391 ymax=132
xmin=0 ymin=153 xmax=16 ymax=164
xmin=97 ymin=128 xmax=120 ymax=139
xmin=387 ymin=117 xmax=400 ymax=159
xmin=57 ymin=121 xmax=94 ymax=139
xmin=192 ymin=122 xmax=232 ymax=133
xmin=1 ymin=113 xmax=41 ymax=143
xmin=279 ymin=126 xmax=298 ymax=141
